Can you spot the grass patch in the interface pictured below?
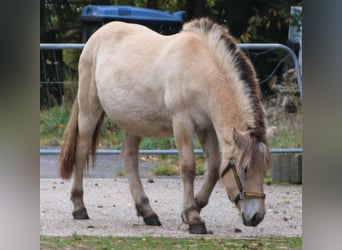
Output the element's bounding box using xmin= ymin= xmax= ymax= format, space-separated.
xmin=152 ymin=165 xmax=179 ymax=176
xmin=117 ymin=170 xmax=125 ymax=176
xmin=40 ymin=103 xmax=302 ymax=149
xmin=40 ymin=106 xmax=124 ymax=148
xmin=151 ymin=155 xmax=205 ymax=176
xmin=40 ymin=106 xmax=70 ymax=146
xmin=40 ymin=235 xmax=302 ymax=250
xmin=268 ymin=111 xmax=302 ymax=149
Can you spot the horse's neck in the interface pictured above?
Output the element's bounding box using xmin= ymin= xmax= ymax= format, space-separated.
xmin=208 ymin=85 xmax=249 ymax=157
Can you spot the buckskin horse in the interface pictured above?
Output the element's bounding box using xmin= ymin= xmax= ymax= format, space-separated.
xmin=58 ymin=18 xmax=275 ymax=234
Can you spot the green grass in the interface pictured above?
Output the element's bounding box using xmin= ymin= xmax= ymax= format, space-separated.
xmin=40 ymin=102 xmax=302 ymax=149
xmin=40 ymin=106 xmax=70 ymax=146
xmin=40 ymin=106 xmax=124 ymax=148
xmin=268 ymin=111 xmax=302 ymax=149
xmin=40 ymin=235 xmax=302 ymax=250
xmin=151 ymin=155 xmax=205 ymax=176
xmin=152 ymin=165 xmax=180 ymax=176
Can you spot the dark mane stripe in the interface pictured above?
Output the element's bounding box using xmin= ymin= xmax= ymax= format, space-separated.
xmin=182 ymin=18 xmax=267 ymax=143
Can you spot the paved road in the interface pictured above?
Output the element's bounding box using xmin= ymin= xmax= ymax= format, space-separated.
xmin=40 ymin=154 xmax=158 ymax=178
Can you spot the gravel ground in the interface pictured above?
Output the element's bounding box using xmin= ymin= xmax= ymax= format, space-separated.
xmin=40 ymin=177 xmax=302 ymax=238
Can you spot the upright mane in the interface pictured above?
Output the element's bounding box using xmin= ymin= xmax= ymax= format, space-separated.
xmin=182 ymin=18 xmax=267 ymax=143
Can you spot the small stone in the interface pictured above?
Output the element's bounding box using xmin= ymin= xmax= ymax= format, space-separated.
xmin=283 ymin=199 xmax=290 ymax=204
xmin=147 ymin=178 xmax=154 ymax=183
xmin=234 ymin=228 xmax=242 ymax=233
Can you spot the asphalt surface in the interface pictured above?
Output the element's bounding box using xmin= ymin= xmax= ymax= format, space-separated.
xmin=40 ymin=154 xmax=157 ymax=178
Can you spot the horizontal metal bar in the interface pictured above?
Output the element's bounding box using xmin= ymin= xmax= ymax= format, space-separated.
xmin=40 ymin=43 xmax=302 ymax=99
xmin=40 ymin=148 xmax=302 ymax=155
xmin=40 ymin=43 xmax=294 ymax=51
xmin=270 ymin=148 xmax=302 ymax=154
xmin=40 ymin=43 xmax=85 ymax=50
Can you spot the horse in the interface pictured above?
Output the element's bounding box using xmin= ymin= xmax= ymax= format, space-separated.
xmin=58 ymin=18 xmax=275 ymax=234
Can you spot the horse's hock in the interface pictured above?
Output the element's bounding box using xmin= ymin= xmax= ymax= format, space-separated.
xmin=272 ymin=153 xmax=302 ymax=184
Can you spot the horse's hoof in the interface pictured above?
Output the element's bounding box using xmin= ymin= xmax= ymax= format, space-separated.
xmin=72 ymin=207 xmax=89 ymax=220
xmin=189 ymin=223 xmax=207 ymax=234
xmin=143 ymin=214 xmax=162 ymax=226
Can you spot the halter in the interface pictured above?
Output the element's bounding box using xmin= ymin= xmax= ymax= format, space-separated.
xmin=221 ymin=157 xmax=266 ymax=204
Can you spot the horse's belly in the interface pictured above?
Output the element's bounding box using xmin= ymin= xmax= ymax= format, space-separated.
xmin=99 ymin=91 xmax=173 ymax=137
xmin=108 ymin=111 xmax=173 ymax=137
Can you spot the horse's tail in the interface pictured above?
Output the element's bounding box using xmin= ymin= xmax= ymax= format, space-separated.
xmin=58 ymin=99 xmax=79 ymax=179
xmin=58 ymin=98 xmax=105 ymax=180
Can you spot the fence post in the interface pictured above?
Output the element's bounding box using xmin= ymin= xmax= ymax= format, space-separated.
xmin=272 ymin=153 xmax=302 ymax=184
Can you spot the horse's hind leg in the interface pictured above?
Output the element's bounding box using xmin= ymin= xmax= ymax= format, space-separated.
xmin=195 ymin=129 xmax=220 ymax=211
xmin=71 ymin=101 xmax=103 ymax=219
xmin=122 ymin=132 xmax=161 ymax=226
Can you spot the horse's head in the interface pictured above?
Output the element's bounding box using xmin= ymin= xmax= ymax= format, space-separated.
xmin=221 ymin=127 xmax=275 ymax=227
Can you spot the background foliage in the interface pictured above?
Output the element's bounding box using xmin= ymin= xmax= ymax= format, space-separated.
xmin=41 ymin=0 xmax=302 ymax=44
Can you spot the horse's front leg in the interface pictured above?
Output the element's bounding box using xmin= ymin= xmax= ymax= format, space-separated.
xmin=194 ymin=129 xmax=221 ymax=211
xmin=121 ymin=132 xmax=161 ymax=226
xmin=173 ymin=115 xmax=207 ymax=234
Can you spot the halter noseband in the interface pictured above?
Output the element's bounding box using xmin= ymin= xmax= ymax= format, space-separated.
xmin=221 ymin=158 xmax=265 ymax=204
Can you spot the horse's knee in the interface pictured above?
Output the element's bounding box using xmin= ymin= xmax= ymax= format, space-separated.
xmin=179 ymin=158 xmax=196 ymax=180
xmin=181 ymin=168 xmax=196 ymax=182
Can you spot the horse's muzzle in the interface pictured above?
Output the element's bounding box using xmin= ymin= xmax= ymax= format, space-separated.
xmin=242 ymin=211 xmax=265 ymax=226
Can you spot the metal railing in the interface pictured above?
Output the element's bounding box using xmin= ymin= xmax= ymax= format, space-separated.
xmin=40 ymin=43 xmax=302 ymax=98
xmin=40 ymin=43 xmax=302 ymax=155
xmin=40 ymin=148 xmax=302 ymax=155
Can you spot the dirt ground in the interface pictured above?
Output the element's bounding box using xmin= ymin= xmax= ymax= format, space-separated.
xmin=40 ymin=177 xmax=302 ymax=238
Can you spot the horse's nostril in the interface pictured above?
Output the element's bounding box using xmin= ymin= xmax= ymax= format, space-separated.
xmin=251 ymin=212 xmax=264 ymax=226
xmin=251 ymin=213 xmax=258 ymax=224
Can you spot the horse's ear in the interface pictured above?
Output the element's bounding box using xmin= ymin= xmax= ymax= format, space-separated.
xmin=232 ymin=127 xmax=247 ymax=149
xmin=266 ymin=126 xmax=277 ymax=140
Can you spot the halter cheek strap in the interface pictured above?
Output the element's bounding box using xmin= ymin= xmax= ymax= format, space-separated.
xmin=221 ymin=158 xmax=266 ymax=204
